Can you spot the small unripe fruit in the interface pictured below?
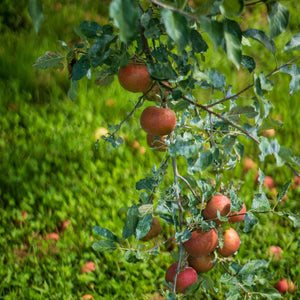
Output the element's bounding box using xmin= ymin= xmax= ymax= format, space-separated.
xmin=217 ymin=228 xmax=240 ymax=257
xmin=203 ymin=194 xmax=231 ymax=225
xmin=183 ymin=228 xmax=218 ymax=257
xmin=188 ymin=253 xmax=215 ymax=273
xmin=165 ymin=263 xmax=198 ymax=294
xmin=140 ymin=217 xmax=161 ymax=241
xmin=140 ymin=106 xmax=176 ymax=136
xmin=118 ymin=63 xmax=151 ymax=93
xmin=228 ymin=203 xmax=247 ymax=223
xmin=146 ymin=134 xmax=168 ymax=151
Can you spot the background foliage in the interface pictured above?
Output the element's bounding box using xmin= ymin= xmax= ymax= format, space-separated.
xmin=0 ymin=0 xmax=299 ymax=299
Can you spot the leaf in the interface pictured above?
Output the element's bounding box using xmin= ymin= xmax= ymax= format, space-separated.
xmin=259 ymin=138 xmax=283 ymax=166
xmin=136 ymin=178 xmax=157 ymax=192
xmin=243 ymin=29 xmax=276 ymax=54
xmin=28 ymin=0 xmax=44 ymax=33
xmin=267 ymin=1 xmax=290 ymax=38
xmin=109 ymin=0 xmax=139 ymax=42
xmin=227 ymin=106 xmax=258 ymax=121
xmin=243 ymin=212 xmax=258 ymax=232
xmin=92 ymin=240 xmax=117 ymax=253
xmin=194 ymin=68 xmax=226 ymax=90
xmin=122 ymin=205 xmax=139 ymax=239
xmin=200 ymin=16 xmax=224 ymax=50
xmin=190 ymin=29 xmax=208 ymax=53
xmin=94 ymin=69 xmax=115 ymax=86
xmin=251 ymin=193 xmax=271 ymax=211
xmin=92 ymin=226 xmax=120 ymax=243
xmin=241 ymin=55 xmax=256 ymax=73
xmin=136 ymin=214 xmax=153 ymax=240
xmin=280 ymin=64 xmax=300 ymax=95
xmin=287 ymin=213 xmax=300 ymax=227
xmin=190 ymin=151 xmax=213 ymax=172
xmin=259 ymin=288 xmax=282 ymax=300
xmin=283 ymin=33 xmax=300 ymax=52
xmin=72 ymin=55 xmax=90 ymax=81
xmin=277 ymin=180 xmax=291 ymax=202
xmin=161 ymin=9 xmax=189 ymax=52
xmin=67 ymin=80 xmax=78 ymax=101
xmin=147 ymin=63 xmax=177 ymax=80
xmin=238 ymin=260 xmax=269 ymax=275
xmin=198 ymin=274 xmax=214 ymax=291
xmin=79 ymin=21 xmax=102 ymax=38
xmin=220 ymin=0 xmax=244 ymax=17
xmin=224 ymin=19 xmax=242 ymax=69
xmin=33 ymin=52 xmax=64 ymax=70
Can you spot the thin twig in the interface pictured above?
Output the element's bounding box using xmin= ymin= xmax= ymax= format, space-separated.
xmin=177 ymin=174 xmax=200 ymax=202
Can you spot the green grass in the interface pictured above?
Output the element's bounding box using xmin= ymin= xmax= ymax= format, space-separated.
xmin=0 ymin=1 xmax=300 ymax=299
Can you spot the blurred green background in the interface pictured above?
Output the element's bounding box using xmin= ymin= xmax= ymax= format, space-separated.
xmin=0 ymin=1 xmax=299 ymax=299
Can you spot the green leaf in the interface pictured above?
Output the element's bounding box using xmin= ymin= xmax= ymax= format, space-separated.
xmin=287 ymin=212 xmax=300 ymax=227
xmin=28 ymin=0 xmax=44 ymax=33
xmin=259 ymin=138 xmax=283 ymax=166
xmin=161 ymin=9 xmax=189 ymax=52
xmin=109 ymin=0 xmax=139 ymax=42
xmin=124 ymin=250 xmax=140 ymax=263
xmin=238 ymin=260 xmax=269 ymax=275
xmin=122 ymin=205 xmax=139 ymax=239
xmin=198 ymin=274 xmax=214 ymax=291
xmin=243 ymin=29 xmax=276 ymax=54
xmin=190 ymin=151 xmax=213 ymax=172
xmin=241 ymin=55 xmax=256 ymax=73
xmin=280 ymin=64 xmax=300 ymax=95
xmin=147 ymin=63 xmax=177 ymax=80
xmin=277 ymin=180 xmax=291 ymax=202
xmin=190 ymin=29 xmax=208 ymax=53
xmin=259 ymin=288 xmax=282 ymax=300
xmin=92 ymin=226 xmax=120 ymax=243
xmin=200 ymin=16 xmax=224 ymax=50
xmin=68 ymin=80 xmax=78 ymax=101
xmin=194 ymin=68 xmax=226 ymax=90
xmin=283 ymin=33 xmax=300 ymax=52
xmin=224 ymin=19 xmax=242 ymax=69
xmin=72 ymin=55 xmax=90 ymax=81
xmin=79 ymin=21 xmax=102 ymax=38
xmin=136 ymin=178 xmax=157 ymax=192
xmin=267 ymin=2 xmax=290 ymax=38
xmin=33 ymin=52 xmax=64 ymax=70
xmin=243 ymin=212 xmax=258 ymax=232
xmin=220 ymin=0 xmax=244 ymax=17
xmin=227 ymin=106 xmax=258 ymax=122
xmin=251 ymin=193 xmax=271 ymax=211
xmin=92 ymin=240 xmax=117 ymax=253
xmin=136 ymin=214 xmax=153 ymax=240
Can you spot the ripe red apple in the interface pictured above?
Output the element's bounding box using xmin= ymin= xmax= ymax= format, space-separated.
xmin=217 ymin=228 xmax=240 ymax=257
xmin=274 ymin=278 xmax=296 ymax=294
xmin=188 ymin=253 xmax=215 ymax=273
xmin=228 ymin=203 xmax=247 ymax=223
xmin=183 ymin=228 xmax=218 ymax=257
xmin=44 ymin=232 xmax=59 ymax=242
xmin=144 ymin=81 xmax=171 ymax=102
xmin=140 ymin=106 xmax=176 ymax=136
xmin=203 ymin=194 xmax=231 ymax=225
xmin=269 ymin=246 xmax=283 ymax=259
xmin=292 ymin=175 xmax=300 ymax=189
xmin=81 ymin=261 xmax=96 ymax=274
xmin=165 ymin=263 xmax=198 ymax=293
xmin=118 ymin=63 xmax=151 ymax=93
xmin=140 ymin=217 xmax=161 ymax=241
xmin=146 ymin=134 xmax=168 ymax=151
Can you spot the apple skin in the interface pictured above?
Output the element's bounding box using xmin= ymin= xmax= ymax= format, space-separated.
xmin=243 ymin=158 xmax=257 ymax=173
xmin=146 ymin=134 xmax=168 ymax=151
xmin=228 ymin=203 xmax=247 ymax=223
xmin=165 ymin=263 xmax=198 ymax=294
xmin=274 ymin=278 xmax=296 ymax=294
xmin=183 ymin=228 xmax=218 ymax=257
xmin=269 ymin=246 xmax=283 ymax=259
xmin=203 ymin=194 xmax=231 ymax=225
xmin=217 ymin=228 xmax=240 ymax=257
xmin=188 ymin=253 xmax=215 ymax=273
xmin=140 ymin=217 xmax=161 ymax=242
xmin=140 ymin=106 xmax=176 ymax=136
xmin=118 ymin=63 xmax=151 ymax=93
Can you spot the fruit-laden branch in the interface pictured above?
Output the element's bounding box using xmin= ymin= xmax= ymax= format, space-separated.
xmin=206 ymin=54 xmax=300 ymax=108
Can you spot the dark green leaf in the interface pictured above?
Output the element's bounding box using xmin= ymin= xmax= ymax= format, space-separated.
xmin=241 ymin=55 xmax=256 ymax=73
xmin=224 ymin=19 xmax=242 ymax=68
xmin=147 ymin=64 xmax=177 ymax=80
xmin=162 ymin=9 xmax=189 ymax=52
xmin=79 ymin=21 xmax=101 ymax=38
xmin=251 ymin=193 xmax=271 ymax=211
xmin=243 ymin=29 xmax=276 ymax=54
xmin=220 ymin=0 xmax=244 ymax=17
xmin=136 ymin=214 xmax=153 ymax=240
xmin=109 ymin=0 xmax=139 ymax=42
xmin=222 ymin=136 xmax=236 ymax=154
xmin=259 ymin=288 xmax=282 ymax=300
xmin=200 ymin=16 xmax=224 ymax=49
xmin=136 ymin=178 xmax=157 ymax=192
xmin=243 ymin=212 xmax=258 ymax=232
xmin=277 ymin=180 xmax=291 ymax=202
xmin=92 ymin=226 xmax=120 ymax=243
xmin=280 ymin=64 xmax=300 ymax=95
xmin=238 ymin=260 xmax=269 ymax=275
xmin=227 ymin=106 xmax=258 ymax=121
xmin=267 ymin=2 xmax=289 ymax=38
xmin=198 ymin=274 xmax=214 ymax=291
xmin=283 ymin=33 xmax=300 ymax=52
xmin=287 ymin=213 xmax=300 ymax=227
xmin=33 ymin=52 xmax=64 ymax=70
xmin=28 ymin=0 xmax=44 ymax=33
xmin=122 ymin=205 xmax=139 ymax=239
xmin=169 ymin=136 xmax=204 ymax=159
xmin=190 ymin=30 xmax=208 ymax=53
xmin=190 ymin=151 xmax=213 ymax=172
xmin=67 ymin=80 xmax=78 ymax=101
xmin=92 ymin=240 xmax=117 ymax=253
xmin=72 ymin=55 xmax=90 ymax=81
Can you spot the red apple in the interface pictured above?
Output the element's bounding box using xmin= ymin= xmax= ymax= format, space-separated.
xmin=274 ymin=278 xmax=296 ymax=294
xmin=203 ymin=194 xmax=231 ymax=225
xmin=183 ymin=228 xmax=218 ymax=257
xmin=243 ymin=158 xmax=257 ymax=173
xmin=292 ymin=175 xmax=300 ymax=189
xmin=118 ymin=63 xmax=151 ymax=93
xmin=81 ymin=261 xmax=96 ymax=274
xmin=58 ymin=219 xmax=72 ymax=233
xmin=146 ymin=134 xmax=168 ymax=151
xmin=165 ymin=263 xmax=198 ymax=293
xmin=188 ymin=253 xmax=215 ymax=273
xmin=44 ymin=232 xmax=59 ymax=242
xmin=81 ymin=295 xmax=95 ymax=300
xmin=217 ymin=228 xmax=240 ymax=257
xmin=228 ymin=203 xmax=247 ymax=223
xmin=140 ymin=217 xmax=161 ymax=241
xmin=140 ymin=106 xmax=176 ymax=136
xmin=269 ymin=246 xmax=283 ymax=259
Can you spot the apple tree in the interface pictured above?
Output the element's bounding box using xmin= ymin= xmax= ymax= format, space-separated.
xmin=33 ymin=0 xmax=300 ymax=298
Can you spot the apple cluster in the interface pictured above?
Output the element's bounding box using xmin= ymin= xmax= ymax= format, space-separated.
xmin=118 ymin=62 xmax=176 ymax=151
